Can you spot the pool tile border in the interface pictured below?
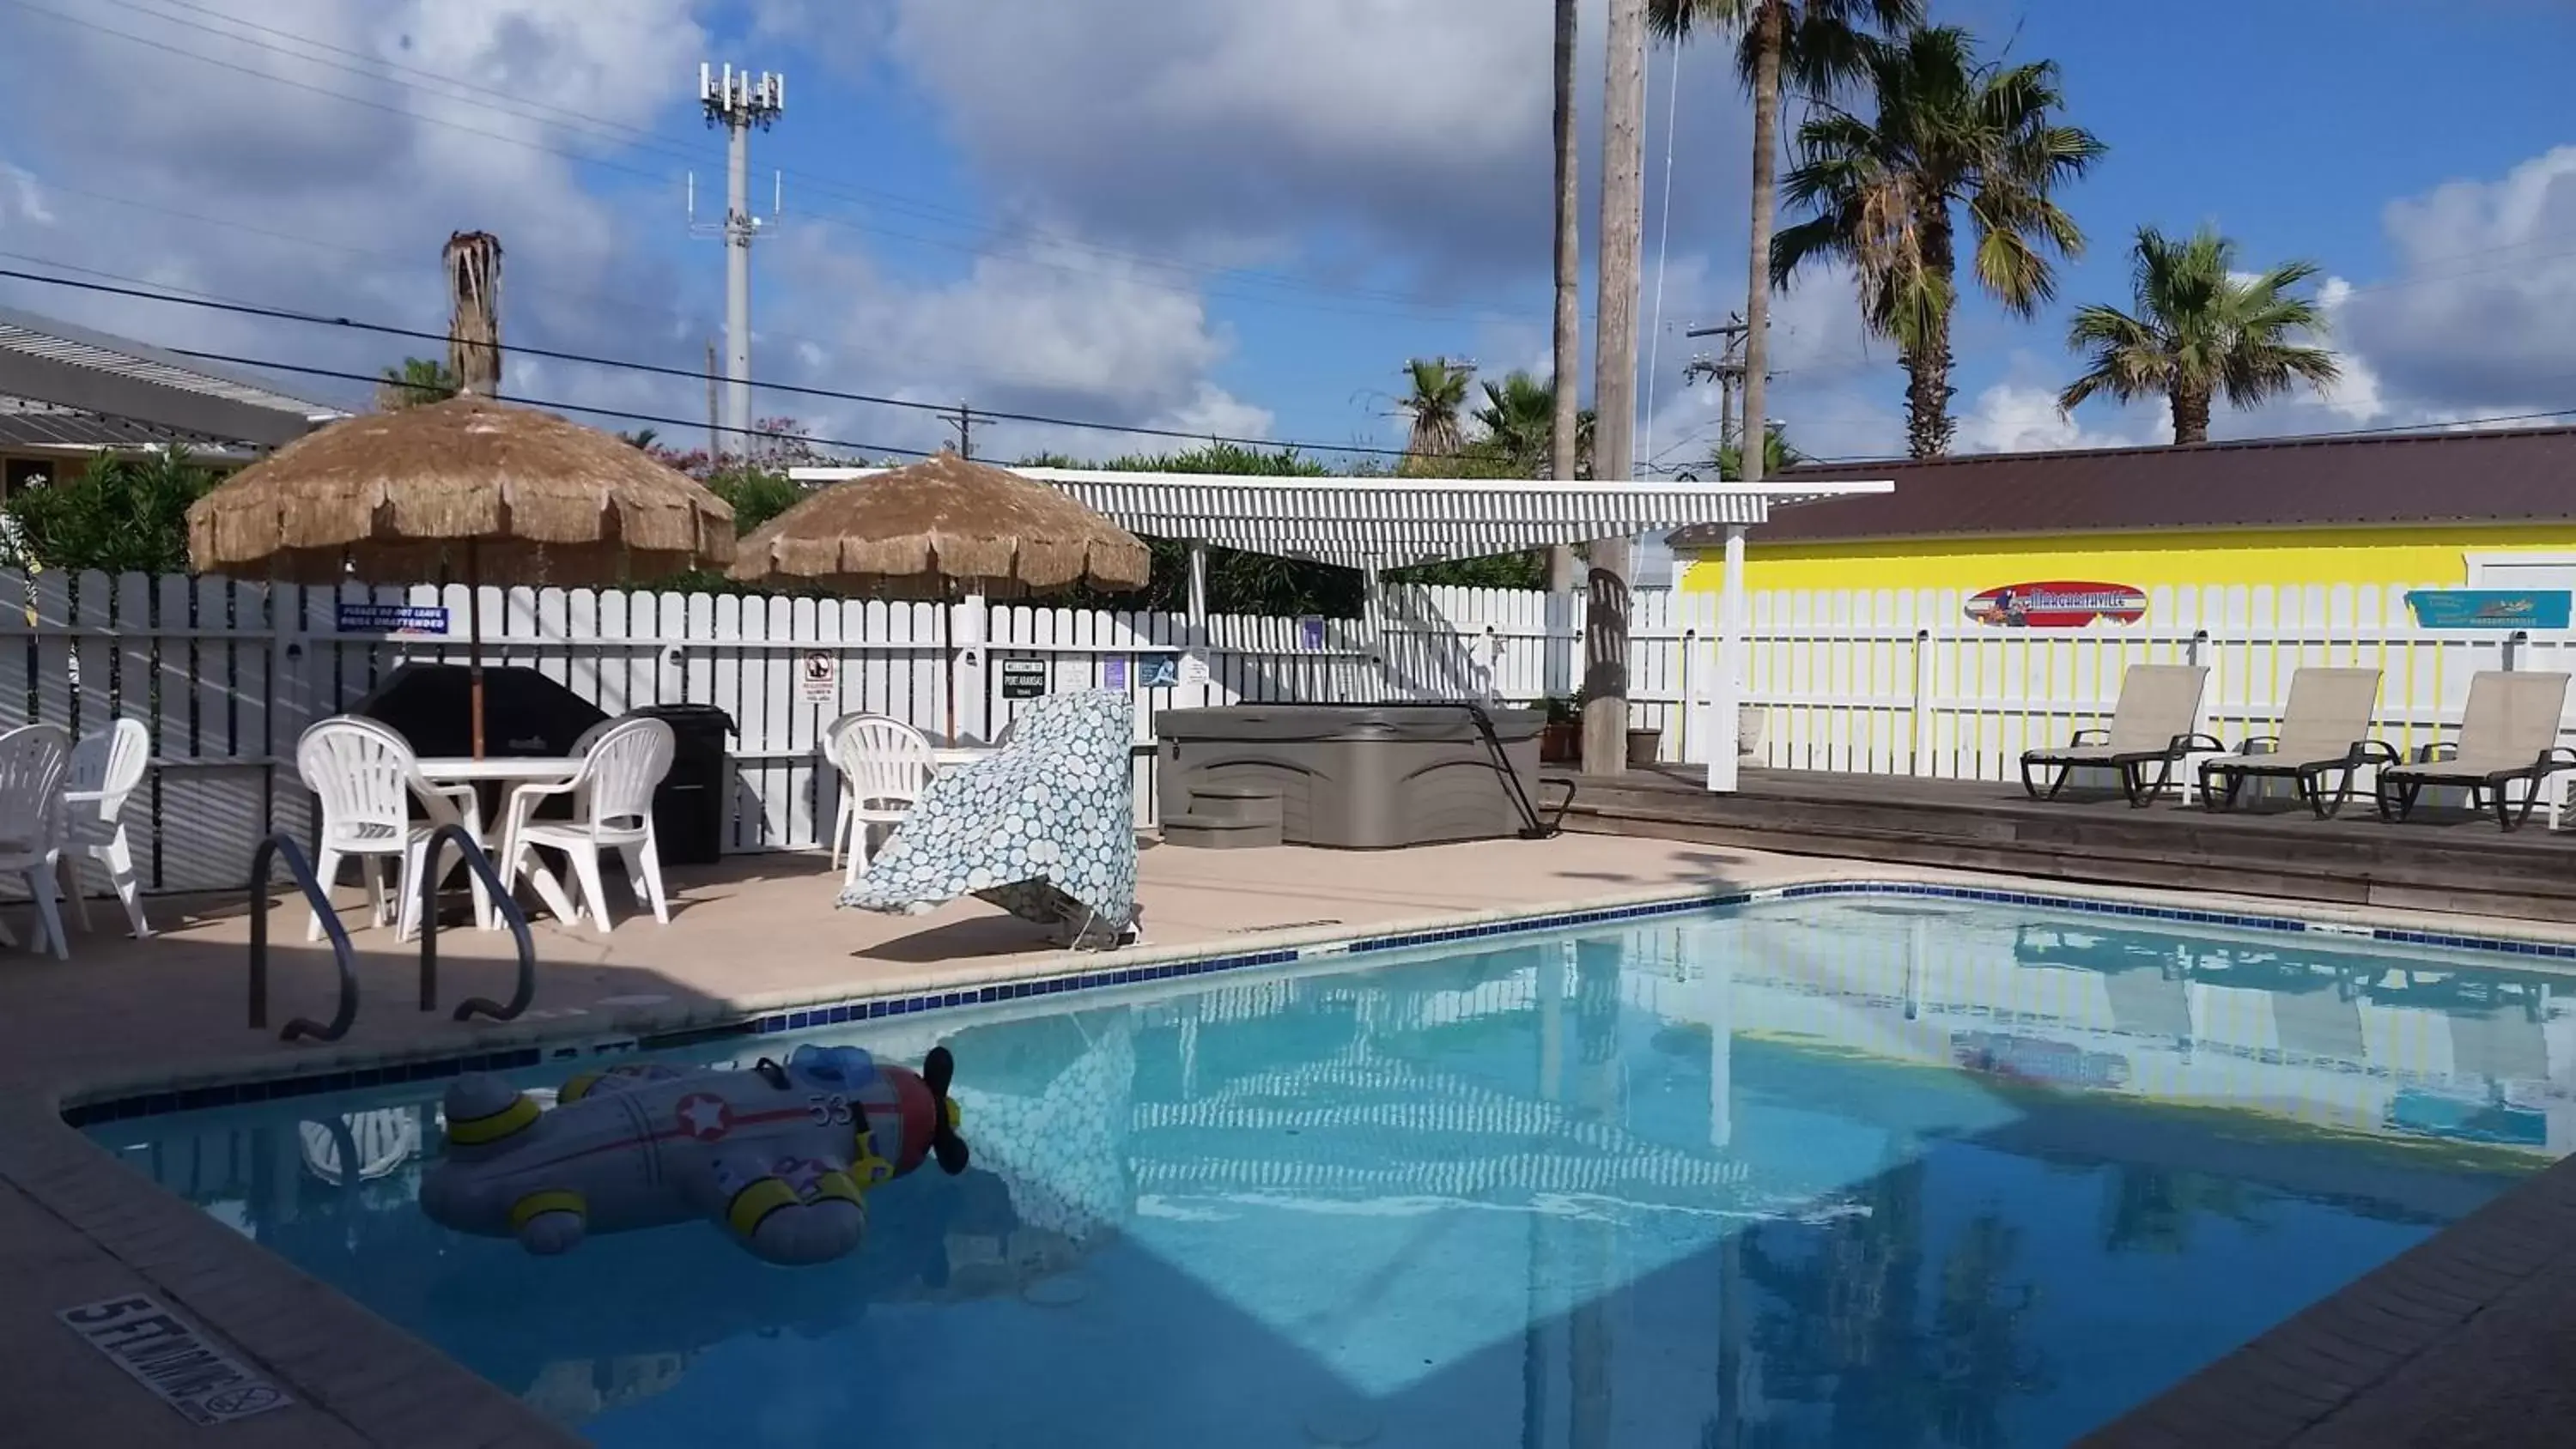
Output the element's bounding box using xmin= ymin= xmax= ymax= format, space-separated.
xmin=58 ymin=877 xmax=2576 ymax=1129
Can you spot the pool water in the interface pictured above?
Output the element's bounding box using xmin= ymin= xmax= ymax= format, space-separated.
xmin=91 ymin=897 xmax=2576 ymax=1447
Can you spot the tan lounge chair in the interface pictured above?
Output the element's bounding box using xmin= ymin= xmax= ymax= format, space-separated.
xmin=2373 ymin=670 xmax=2576 ymax=832
xmin=2197 ymin=666 xmax=2397 ymax=818
xmin=2020 ymin=664 xmax=2219 ymax=807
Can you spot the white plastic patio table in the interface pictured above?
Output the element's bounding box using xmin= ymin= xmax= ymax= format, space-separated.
xmin=413 ymin=757 xmax=585 ymax=929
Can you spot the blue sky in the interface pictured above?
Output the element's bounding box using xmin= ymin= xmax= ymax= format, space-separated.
xmin=2 ymin=0 xmax=2573 ymax=472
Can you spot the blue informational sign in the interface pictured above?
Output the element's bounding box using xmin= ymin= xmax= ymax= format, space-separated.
xmin=335 ymin=602 xmax=452 ymax=635
xmin=2403 ymin=589 xmax=2573 ymax=630
xmin=1298 ymin=615 xmax=1327 ymax=649
xmin=1138 ymin=655 xmax=1180 ymax=690
xmin=1102 ymin=657 xmax=1128 ymax=691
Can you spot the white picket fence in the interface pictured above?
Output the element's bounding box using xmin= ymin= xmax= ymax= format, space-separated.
xmin=0 ymin=572 xmax=1392 ymax=896
xmin=2 ymin=569 xmax=2559 ymax=899
xmin=1436 ymin=579 xmax=2564 ymax=785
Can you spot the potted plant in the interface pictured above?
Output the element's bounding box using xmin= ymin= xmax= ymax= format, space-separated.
xmin=1540 ymin=695 xmax=1582 ymax=764
xmin=1625 ymin=720 xmax=1663 ymax=767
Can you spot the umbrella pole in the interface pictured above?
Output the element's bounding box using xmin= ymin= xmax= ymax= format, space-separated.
xmin=468 ymin=538 xmax=486 ymax=760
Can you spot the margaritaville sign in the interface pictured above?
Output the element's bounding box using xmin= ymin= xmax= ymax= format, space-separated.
xmin=2403 ymin=590 xmax=2574 ymax=630
xmin=1965 ymin=581 xmax=2149 ymax=628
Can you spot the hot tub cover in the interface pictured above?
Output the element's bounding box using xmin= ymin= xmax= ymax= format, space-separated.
xmin=839 ymin=689 xmax=1139 ymax=948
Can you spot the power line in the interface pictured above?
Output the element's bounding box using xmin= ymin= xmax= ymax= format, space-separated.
xmin=161 ymin=347 xmax=936 ymax=458
xmin=0 ymin=261 xmax=1479 ymax=462
xmin=77 ymin=0 xmax=2576 ymax=311
xmin=0 ymin=187 xmax=1368 ymax=403
xmin=38 ymin=0 xmax=2576 ymax=387
xmin=1789 ymin=403 xmax=2576 ymax=466
xmin=16 ymin=258 xmax=2572 ymax=470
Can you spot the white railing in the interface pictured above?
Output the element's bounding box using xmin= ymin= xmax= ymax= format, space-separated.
xmin=0 ymin=570 xmax=2555 ymax=894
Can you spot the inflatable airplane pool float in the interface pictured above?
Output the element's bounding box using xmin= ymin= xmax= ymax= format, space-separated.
xmin=420 ymin=1044 xmax=969 ymax=1265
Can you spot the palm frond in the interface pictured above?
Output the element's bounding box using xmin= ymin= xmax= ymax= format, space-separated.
xmin=2058 ymin=222 xmax=2342 ymax=432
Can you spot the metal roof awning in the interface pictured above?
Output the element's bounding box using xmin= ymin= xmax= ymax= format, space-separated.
xmin=0 ymin=304 xmax=343 ymax=450
xmin=0 ymin=397 xmax=258 ymax=458
xmin=788 ymin=465 xmax=1894 ymax=569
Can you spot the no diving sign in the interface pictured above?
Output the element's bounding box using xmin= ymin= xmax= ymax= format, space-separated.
xmin=799 ymin=651 xmax=836 ymax=703
xmin=58 ymin=1294 xmax=291 ymax=1426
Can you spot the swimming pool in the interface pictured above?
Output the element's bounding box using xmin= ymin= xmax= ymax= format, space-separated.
xmin=85 ymin=894 xmax=2575 ymax=1447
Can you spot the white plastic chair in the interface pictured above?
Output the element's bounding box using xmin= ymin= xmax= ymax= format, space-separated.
xmin=295 ymin=717 xmax=484 ymax=943
xmin=0 ymin=724 xmax=72 ymax=959
xmin=60 ymin=718 xmax=150 ymax=938
xmin=497 ymin=717 xmax=675 ymax=937
xmin=822 ymin=712 xmax=872 ymax=871
xmin=832 ymin=717 xmax=935 ymax=886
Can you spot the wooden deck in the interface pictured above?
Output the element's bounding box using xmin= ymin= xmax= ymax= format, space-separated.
xmin=1560 ymin=764 xmax=2576 ymax=923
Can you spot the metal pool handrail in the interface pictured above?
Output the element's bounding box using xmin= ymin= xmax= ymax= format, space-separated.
xmin=247 ymin=832 xmax=361 ymax=1043
xmin=416 ymin=823 xmax=538 ymax=1023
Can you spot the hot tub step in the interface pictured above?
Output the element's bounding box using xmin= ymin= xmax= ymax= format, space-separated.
xmin=1163 ymin=811 xmax=1284 ymax=849
xmin=1187 ymin=786 xmax=1285 ymax=827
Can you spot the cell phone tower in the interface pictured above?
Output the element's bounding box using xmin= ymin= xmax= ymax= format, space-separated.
xmin=693 ymin=62 xmax=784 ymax=452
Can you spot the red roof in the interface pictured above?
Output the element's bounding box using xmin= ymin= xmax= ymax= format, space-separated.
xmin=1668 ymin=425 xmax=2576 ymax=548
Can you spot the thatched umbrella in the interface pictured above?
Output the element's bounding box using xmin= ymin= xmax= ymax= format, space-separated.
xmin=188 ymin=396 xmax=736 ymax=755
xmin=726 ymin=450 xmax=1149 ymax=737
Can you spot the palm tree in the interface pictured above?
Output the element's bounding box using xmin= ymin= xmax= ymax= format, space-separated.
xmin=1709 ymin=421 xmax=1802 ymax=481
xmin=1649 ymin=0 xmax=1922 ymax=486
xmin=2059 ymin=225 xmax=2341 ymax=445
xmin=375 ymin=356 xmax=459 ymax=411
xmin=1398 ymin=357 xmax=1475 ymax=470
xmin=1550 ymin=0 xmax=1583 ymax=494
xmin=1771 ymin=25 xmax=2107 ymax=457
xmin=1475 ymin=371 xmax=1601 ymax=478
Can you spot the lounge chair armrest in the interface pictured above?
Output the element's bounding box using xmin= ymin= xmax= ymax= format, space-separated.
xmin=2540 ymin=747 xmax=2576 ymax=772
xmin=2238 ymin=735 xmax=2281 ymax=757
xmin=2350 ymin=740 xmax=2402 ymax=767
xmin=2068 ymin=728 xmax=2111 ymax=746
xmin=2170 ymin=732 xmax=2226 ymax=755
xmin=2416 ymin=741 xmax=2458 ymax=764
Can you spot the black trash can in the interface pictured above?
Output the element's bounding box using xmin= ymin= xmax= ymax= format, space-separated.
xmin=633 ymin=704 xmax=735 ymax=866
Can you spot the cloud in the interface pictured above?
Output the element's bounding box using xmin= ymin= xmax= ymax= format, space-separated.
xmin=2332 ymin=145 xmax=2576 ymax=416
xmin=0 ymin=0 xmax=1268 ymax=464
xmin=866 ymin=0 xmax=1754 ymax=290
xmin=765 ymin=235 xmax=1267 ymax=459
xmin=1953 ymin=382 xmax=2142 ymax=454
xmin=0 ymin=161 xmax=55 ymax=228
xmin=1949 ymin=349 xmax=2159 ymax=455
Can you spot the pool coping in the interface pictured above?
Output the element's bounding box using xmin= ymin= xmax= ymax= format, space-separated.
xmin=28 ymin=865 xmax=2576 ymax=1449
xmin=52 ymin=873 xmax=2576 ymax=1126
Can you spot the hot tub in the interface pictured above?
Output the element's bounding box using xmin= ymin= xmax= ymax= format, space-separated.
xmin=1154 ymin=703 xmax=1545 ymax=849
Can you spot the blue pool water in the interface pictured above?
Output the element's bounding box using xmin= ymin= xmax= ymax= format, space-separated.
xmin=88 ymin=897 xmax=2576 ymax=1447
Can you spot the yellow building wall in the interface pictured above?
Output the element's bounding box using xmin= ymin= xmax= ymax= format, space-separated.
xmin=1678 ymin=524 xmax=2576 ymax=595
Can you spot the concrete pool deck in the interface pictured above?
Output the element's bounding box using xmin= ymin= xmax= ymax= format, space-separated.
xmin=0 ymin=833 xmax=2571 ymax=1446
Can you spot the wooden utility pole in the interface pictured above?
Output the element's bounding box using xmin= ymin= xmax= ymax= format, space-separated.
xmin=1549 ymin=0 xmax=1583 ymax=492
xmin=1687 ymin=316 xmax=1751 ymax=462
xmin=1582 ymin=0 xmax=1647 ymax=778
xmin=945 ymin=403 xmax=976 ymax=460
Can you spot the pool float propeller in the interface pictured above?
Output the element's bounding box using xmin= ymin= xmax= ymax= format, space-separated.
xmin=419 ymin=1044 xmax=969 ymax=1266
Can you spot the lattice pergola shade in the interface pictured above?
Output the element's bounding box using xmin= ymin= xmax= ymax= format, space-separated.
xmin=787 ymin=468 xmax=1893 ymax=570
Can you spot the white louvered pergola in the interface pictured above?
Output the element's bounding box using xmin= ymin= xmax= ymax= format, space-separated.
xmin=787 ymin=467 xmax=1894 ymax=789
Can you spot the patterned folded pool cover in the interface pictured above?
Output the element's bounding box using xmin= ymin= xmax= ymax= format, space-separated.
xmin=837 ymin=689 xmax=1139 ymax=949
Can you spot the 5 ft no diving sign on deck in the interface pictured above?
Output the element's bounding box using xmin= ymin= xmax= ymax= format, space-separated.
xmin=58 ymin=1294 xmax=291 ymax=1425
